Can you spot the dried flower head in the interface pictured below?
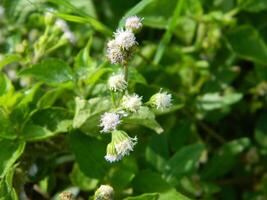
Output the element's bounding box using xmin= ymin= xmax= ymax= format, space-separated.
xmin=105 ymin=142 xmax=122 ymax=163
xmin=112 ymin=130 xmax=137 ymax=157
xmin=125 ymin=16 xmax=143 ymax=32
xmin=108 ymin=73 xmax=127 ymax=92
xmin=100 ymin=112 xmax=121 ymax=133
xmin=122 ymin=94 xmax=142 ymax=112
xmin=114 ymin=29 xmax=137 ymax=50
xmin=106 ymin=40 xmax=124 ymax=64
xmin=59 ymin=191 xmax=73 ymax=200
xmin=94 ymin=185 xmax=114 ymax=200
xmin=151 ymin=91 xmax=172 ymax=109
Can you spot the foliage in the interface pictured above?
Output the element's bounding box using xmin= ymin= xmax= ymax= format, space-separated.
xmin=0 ymin=0 xmax=267 ymax=199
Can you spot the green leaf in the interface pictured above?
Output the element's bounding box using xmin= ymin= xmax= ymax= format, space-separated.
xmin=0 ymin=139 xmax=25 ymax=178
xmin=124 ymin=193 xmax=159 ymax=200
xmin=0 ymin=54 xmax=22 ymax=70
xmin=20 ymin=108 xmax=72 ymax=141
xmin=145 ymin=134 xmax=169 ymax=172
xmin=0 ymin=108 xmax=16 ymax=139
xmin=226 ymin=25 xmax=267 ymax=64
xmin=132 ymin=171 xmax=191 ymax=200
xmin=0 ymin=165 xmax=18 ymax=200
xmin=19 ymin=58 xmax=74 ymax=85
xmin=55 ymin=13 xmax=112 ymax=35
xmin=255 ymin=114 xmax=267 ymax=148
xmin=201 ymin=138 xmax=250 ymax=179
xmin=123 ymin=106 xmax=163 ymax=134
xmin=163 ymin=143 xmax=205 ymax=184
xmin=73 ymin=97 xmax=111 ymax=131
xmin=70 ymin=163 xmax=98 ymax=191
xmin=69 ymin=131 xmax=108 ymax=179
xmin=197 ymin=92 xmax=243 ymax=111
xmin=109 ymin=167 xmax=135 ymax=191
xmin=238 ymin=0 xmax=267 ymax=12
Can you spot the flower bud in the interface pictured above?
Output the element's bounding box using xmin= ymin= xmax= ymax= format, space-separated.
xmin=121 ymin=94 xmax=142 ymax=112
xmin=107 ymin=73 xmax=127 ymax=92
xmin=44 ymin=11 xmax=55 ymax=26
xmin=149 ymin=91 xmax=172 ymax=110
xmin=112 ymin=130 xmax=137 ymax=157
xmin=125 ymin=16 xmax=143 ymax=32
xmin=94 ymin=185 xmax=114 ymax=200
xmin=105 ymin=142 xmax=121 ymax=162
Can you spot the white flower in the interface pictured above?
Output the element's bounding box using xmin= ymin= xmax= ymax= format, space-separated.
xmin=125 ymin=16 xmax=143 ymax=31
xmin=151 ymin=91 xmax=172 ymax=109
xmin=114 ymin=29 xmax=137 ymax=50
xmin=95 ymin=185 xmax=114 ymax=200
xmin=122 ymin=94 xmax=142 ymax=112
xmin=105 ymin=143 xmax=121 ymax=163
xmin=112 ymin=130 xmax=137 ymax=157
xmin=106 ymin=40 xmax=124 ymax=64
xmin=100 ymin=112 xmax=120 ymax=133
xmin=55 ymin=19 xmax=69 ymax=32
xmin=63 ymin=31 xmax=76 ymax=44
xmin=108 ymin=73 xmax=127 ymax=92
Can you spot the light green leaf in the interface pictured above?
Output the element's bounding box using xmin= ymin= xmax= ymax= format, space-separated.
xmin=0 ymin=54 xmax=22 ymax=70
xmin=197 ymin=92 xmax=243 ymax=111
xmin=123 ymin=106 xmax=163 ymax=134
xmin=73 ymin=97 xmax=111 ymax=129
xmin=0 ymin=165 xmax=18 ymax=200
xmin=0 ymin=139 xmax=25 ymax=178
xmin=227 ymin=25 xmax=267 ymax=64
xmin=19 ymin=58 xmax=74 ymax=85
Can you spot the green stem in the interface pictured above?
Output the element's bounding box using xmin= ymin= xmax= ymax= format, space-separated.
xmin=123 ymin=62 xmax=128 ymax=82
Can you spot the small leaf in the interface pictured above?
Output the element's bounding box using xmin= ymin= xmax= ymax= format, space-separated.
xmin=123 ymin=106 xmax=163 ymax=134
xmin=19 ymin=58 xmax=74 ymax=85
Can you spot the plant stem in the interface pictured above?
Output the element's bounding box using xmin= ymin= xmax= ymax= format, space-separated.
xmin=123 ymin=62 xmax=128 ymax=82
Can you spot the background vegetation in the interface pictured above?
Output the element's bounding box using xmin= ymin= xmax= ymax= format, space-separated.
xmin=1 ymin=0 xmax=267 ymax=199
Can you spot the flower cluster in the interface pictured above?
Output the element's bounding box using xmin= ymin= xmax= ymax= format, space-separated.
xmin=106 ymin=16 xmax=142 ymax=64
xmin=100 ymin=16 xmax=173 ymax=163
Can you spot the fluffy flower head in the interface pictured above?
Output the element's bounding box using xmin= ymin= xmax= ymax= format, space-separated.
xmin=112 ymin=130 xmax=137 ymax=157
xmin=108 ymin=73 xmax=127 ymax=92
xmin=106 ymin=40 xmax=124 ymax=64
xmin=100 ymin=112 xmax=120 ymax=133
xmin=122 ymin=94 xmax=142 ymax=112
xmin=151 ymin=91 xmax=172 ymax=109
xmin=95 ymin=185 xmax=114 ymax=200
xmin=114 ymin=29 xmax=137 ymax=50
xmin=125 ymin=16 xmax=143 ymax=31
